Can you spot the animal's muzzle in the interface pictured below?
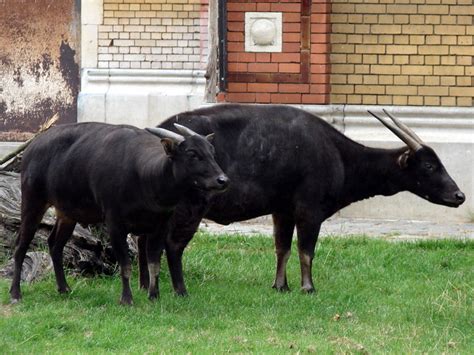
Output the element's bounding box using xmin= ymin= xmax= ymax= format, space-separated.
xmin=215 ymin=174 xmax=230 ymax=190
xmin=454 ymin=191 xmax=465 ymax=204
xmin=441 ymin=190 xmax=466 ymax=207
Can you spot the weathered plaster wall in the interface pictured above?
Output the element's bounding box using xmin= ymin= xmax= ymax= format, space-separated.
xmin=0 ymin=0 xmax=80 ymax=140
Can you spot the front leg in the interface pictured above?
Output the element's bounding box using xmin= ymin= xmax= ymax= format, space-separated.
xmin=146 ymin=234 xmax=165 ymax=300
xmin=137 ymin=235 xmax=149 ymax=290
xmin=146 ymin=215 xmax=173 ymax=300
xmin=138 ymin=226 xmax=196 ymax=297
xmin=166 ymin=201 xmax=206 ymax=296
xmin=107 ymin=219 xmax=134 ymax=305
xmin=295 ymin=217 xmax=322 ymax=294
xmin=165 ymin=223 xmax=198 ymax=296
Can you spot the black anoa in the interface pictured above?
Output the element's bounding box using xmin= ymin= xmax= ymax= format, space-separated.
xmin=138 ymin=104 xmax=465 ymax=296
xmin=10 ymin=122 xmax=228 ymax=305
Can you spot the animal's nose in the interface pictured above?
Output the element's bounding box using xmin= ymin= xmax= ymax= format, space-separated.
xmin=454 ymin=191 xmax=465 ymax=203
xmin=216 ymin=174 xmax=229 ymax=188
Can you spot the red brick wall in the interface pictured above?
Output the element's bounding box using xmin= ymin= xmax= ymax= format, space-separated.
xmin=218 ymin=0 xmax=331 ymax=104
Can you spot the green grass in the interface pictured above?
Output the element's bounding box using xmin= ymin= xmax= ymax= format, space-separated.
xmin=1 ymin=233 xmax=472 ymax=353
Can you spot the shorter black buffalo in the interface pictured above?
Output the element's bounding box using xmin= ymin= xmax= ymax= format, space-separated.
xmin=139 ymin=104 xmax=465 ymax=295
xmin=10 ymin=122 xmax=228 ymax=305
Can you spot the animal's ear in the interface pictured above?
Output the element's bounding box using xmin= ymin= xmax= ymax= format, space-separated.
xmin=206 ymin=133 xmax=215 ymax=143
xmin=161 ymin=138 xmax=176 ymax=156
xmin=397 ymin=150 xmax=412 ymax=169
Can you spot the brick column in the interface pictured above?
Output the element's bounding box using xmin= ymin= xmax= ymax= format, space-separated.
xmin=219 ymin=0 xmax=331 ymax=104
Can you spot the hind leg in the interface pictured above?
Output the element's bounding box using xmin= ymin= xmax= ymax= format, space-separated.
xmin=48 ymin=213 xmax=76 ymax=294
xmin=272 ymin=212 xmax=295 ymax=292
xmin=10 ymin=200 xmax=48 ymax=303
xmin=295 ymin=212 xmax=322 ymax=294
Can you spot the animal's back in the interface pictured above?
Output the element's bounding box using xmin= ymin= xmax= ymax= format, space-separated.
xmin=162 ymin=104 xmax=349 ymax=170
xmin=23 ymin=123 xmax=131 ymax=184
xmin=160 ymin=104 xmax=354 ymax=222
xmin=21 ymin=122 xmax=151 ymax=223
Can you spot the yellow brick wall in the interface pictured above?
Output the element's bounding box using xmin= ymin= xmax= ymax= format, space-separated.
xmin=330 ymin=0 xmax=473 ymax=107
xmin=98 ymin=0 xmax=207 ymax=70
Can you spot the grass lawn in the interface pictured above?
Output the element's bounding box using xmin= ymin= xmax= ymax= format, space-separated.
xmin=0 ymin=233 xmax=472 ymax=353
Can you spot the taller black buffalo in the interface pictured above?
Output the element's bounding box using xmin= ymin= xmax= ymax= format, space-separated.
xmin=10 ymin=122 xmax=228 ymax=305
xmin=138 ymin=104 xmax=465 ymax=295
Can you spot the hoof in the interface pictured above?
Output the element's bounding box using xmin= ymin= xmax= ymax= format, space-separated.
xmin=175 ymin=290 xmax=188 ymax=297
xmin=272 ymin=283 xmax=291 ymax=292
xmin=148 ymin=292 xmax=159 ymax=301
xmin=119 ymin=297 xmax=134 ymax=306
xmin=58 ymin=286 xmax=71 ymax=294
xmin=9 ymin=289 xmax=22 ymax=304
xmin=301 ymin=286 xmax=316 ymax=294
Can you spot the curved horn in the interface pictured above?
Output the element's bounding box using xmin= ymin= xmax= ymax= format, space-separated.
xmin=145 ymin=127 xmax=184 ymax=143
xmin=368 ymin=110 xmax=422 ymax=151
xmin=382 ymin=109 xmax=423 ymax=144
xmin=174 ymin=123 xmax=199 ymax=137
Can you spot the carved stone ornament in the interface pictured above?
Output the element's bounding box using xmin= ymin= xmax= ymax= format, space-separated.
xmin=245 ymin=12 xmax=282 ymax=53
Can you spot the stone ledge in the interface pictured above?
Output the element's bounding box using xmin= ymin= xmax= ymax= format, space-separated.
xmin=78 ymin=69 xmax=206 ymax=127
xmin=297 ymin=104 xmax=474 ymax=143
xmin=83 ymin=69 xmax=206 ymax=85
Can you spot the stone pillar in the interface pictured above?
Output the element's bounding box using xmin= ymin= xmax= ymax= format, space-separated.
xmin=81 ymin=0 xmax=103 ymax=69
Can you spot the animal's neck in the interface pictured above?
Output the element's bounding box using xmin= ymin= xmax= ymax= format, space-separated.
xmin=143 ymin=156 xmax=184 ymax=208
xmin=338 ymin=144 xmax=407 ymax=208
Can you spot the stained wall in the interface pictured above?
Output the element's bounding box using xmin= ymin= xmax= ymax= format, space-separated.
xmin=0 ymin=0 xmax=80 ymax=140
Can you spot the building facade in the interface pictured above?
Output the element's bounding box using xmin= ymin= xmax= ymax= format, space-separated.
xmin=1 ymin=0 xmax=473 ymax=221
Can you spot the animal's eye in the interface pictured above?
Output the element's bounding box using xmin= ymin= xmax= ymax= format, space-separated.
xmin=187 ymin=150 xmax=200 ymax=160
xmin=424 ymin=162 xmax=434 ymax=171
